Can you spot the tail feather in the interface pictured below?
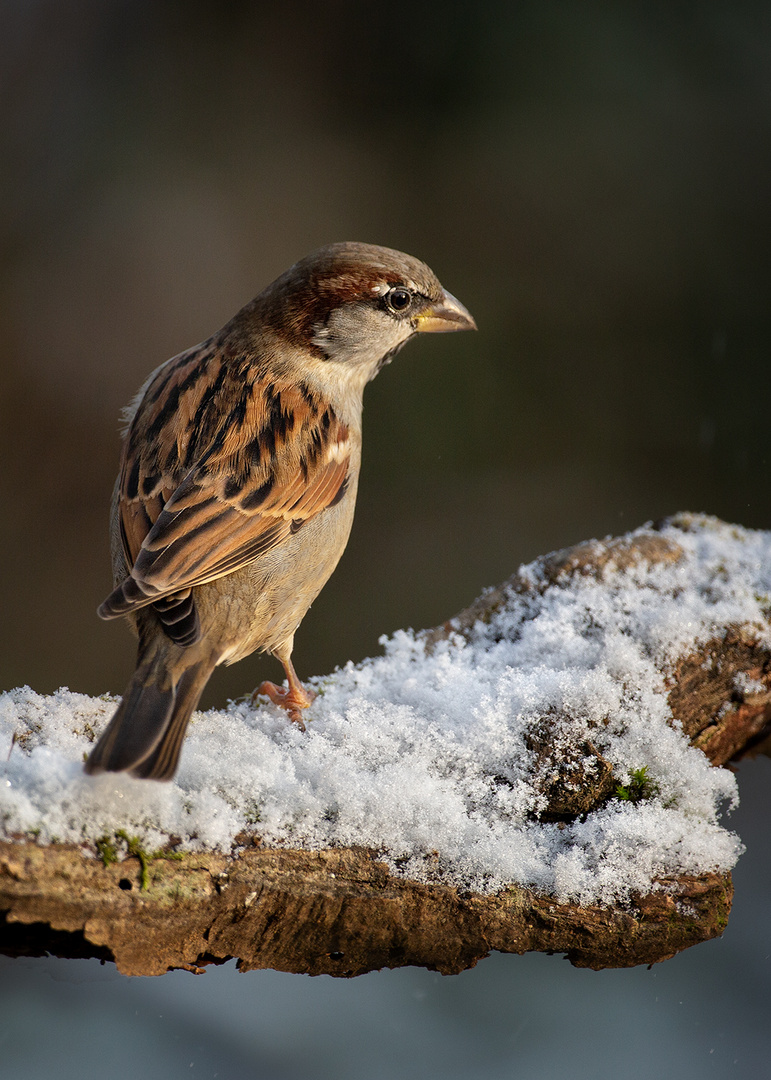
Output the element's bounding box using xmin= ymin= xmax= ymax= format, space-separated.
xmin=99 ymin=579 xmax=202 ymax=647
xmin=85 ymin=650 xmax=214 ymax=781
xmin=127 ymin=663 xmax=212 ymax=780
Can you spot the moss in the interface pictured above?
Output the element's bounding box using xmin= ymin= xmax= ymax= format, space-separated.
xmin=96 ymin=835 xmax=119 ymax=866
xmin=615 ymin=766 xmax=659 ymax=805
xmin=242 ymin=800 xmax=262 ymax=826
xmin=94 ymin=830 xmax=184 ymax=890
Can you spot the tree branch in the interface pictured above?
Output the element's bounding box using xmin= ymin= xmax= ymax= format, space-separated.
xmin=1 ymin=515 xmax=768 ymax=975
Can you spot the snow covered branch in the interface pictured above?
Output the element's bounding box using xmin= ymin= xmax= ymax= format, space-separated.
xmin=1 ymin=514 xmax=769 ymax=976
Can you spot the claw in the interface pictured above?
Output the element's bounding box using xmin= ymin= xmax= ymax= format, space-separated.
xmin=252 ymin=656 xmax=315 ymax=730
xmin=254 ymin=680 xmax=316 ymax=729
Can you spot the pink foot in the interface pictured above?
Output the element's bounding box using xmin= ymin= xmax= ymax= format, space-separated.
xmin=254 ymin=680 xmax=316 ymax=730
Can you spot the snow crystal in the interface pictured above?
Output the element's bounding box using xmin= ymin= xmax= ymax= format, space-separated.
xmin=1 ymin=515 xmax=767 ymax=905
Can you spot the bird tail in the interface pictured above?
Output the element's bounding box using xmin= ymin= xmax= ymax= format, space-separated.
xmin=85 ymin=644 xmax=215 ymax=781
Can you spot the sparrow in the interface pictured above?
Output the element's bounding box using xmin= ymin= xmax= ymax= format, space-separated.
xmin=85 ymin=242 xmax=476 ymax=781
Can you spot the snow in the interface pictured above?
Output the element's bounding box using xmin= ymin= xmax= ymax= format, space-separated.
xmin=1 ymin=514 xmax=768 ymax=905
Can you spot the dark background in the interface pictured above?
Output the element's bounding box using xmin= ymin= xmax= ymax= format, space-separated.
xmin=2 ymin=0 xmax=769 ymax=705
xmin=1 ymin=2 xmax=769 ymax=1077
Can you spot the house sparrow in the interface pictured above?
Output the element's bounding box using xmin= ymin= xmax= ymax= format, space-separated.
xmin=85 ymin=242 xmax=476 ymax=781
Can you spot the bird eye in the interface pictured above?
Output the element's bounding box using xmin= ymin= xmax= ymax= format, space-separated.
xmin=385 ymin=286 xmax=412 ymax=314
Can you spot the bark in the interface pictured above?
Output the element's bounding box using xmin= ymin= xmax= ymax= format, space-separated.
xmin=1 ymin=516 xmax=769 ymax=977
xmin=0 ymin=840 xmax=732 ymax=977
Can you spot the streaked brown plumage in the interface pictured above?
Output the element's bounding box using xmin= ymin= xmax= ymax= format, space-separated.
xmin=85 ymin=242 xmax=476 ymax=780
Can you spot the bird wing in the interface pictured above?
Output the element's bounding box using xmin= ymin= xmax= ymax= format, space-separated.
xmin=100 ymin=344 xmax=351 ymax=618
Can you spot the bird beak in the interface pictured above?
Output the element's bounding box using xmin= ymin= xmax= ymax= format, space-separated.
xmin=415 ymin=290 xmax=477 ymax=333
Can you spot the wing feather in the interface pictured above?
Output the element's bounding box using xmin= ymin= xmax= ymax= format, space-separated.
xmin=99 ymin=343 xmax=352 ymax=620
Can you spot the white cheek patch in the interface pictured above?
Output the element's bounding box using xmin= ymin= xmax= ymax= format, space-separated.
xmin=312 ymin=300 xmax=413 ymax=374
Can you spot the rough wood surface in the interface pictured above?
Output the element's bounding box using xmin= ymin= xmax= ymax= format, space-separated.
xmin=0 ymin=839 xmax=732 ymax=977
xmin=1 ymin=516 xmax=769 ymax=976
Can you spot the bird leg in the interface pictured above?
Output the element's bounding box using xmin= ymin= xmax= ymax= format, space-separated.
xmin=254 ymin=656 xmax=316 ymax=730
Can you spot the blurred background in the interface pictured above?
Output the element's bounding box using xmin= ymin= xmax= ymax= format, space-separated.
xmin=1 ymin=1 xmax=769 ymax=1076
